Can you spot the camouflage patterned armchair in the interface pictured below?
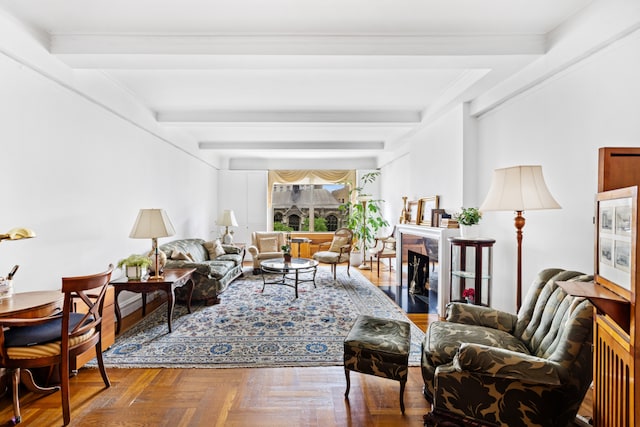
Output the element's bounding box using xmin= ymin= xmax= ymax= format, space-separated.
xmin=422 ymin=268 xmax=594 ymax=427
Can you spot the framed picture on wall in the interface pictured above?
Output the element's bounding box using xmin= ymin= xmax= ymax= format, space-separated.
xmin=407 ymin=201 xmax=419 ymax=224
xmin=417 ymin=196 xmax=440 ymax=226
xmin=595 ymin=186 xmax=637 ymax=299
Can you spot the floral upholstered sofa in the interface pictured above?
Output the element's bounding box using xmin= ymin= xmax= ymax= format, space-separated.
xmin=422 ymin=268 xmax=594 ymax=427
xmin=158 ymin=238 xmax=244 ymax=305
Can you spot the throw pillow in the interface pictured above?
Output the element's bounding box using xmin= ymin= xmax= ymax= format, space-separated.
xmin=258 ymin=237 xmax=278 ymax=252
xmin=171 ymin=250 xmax=193 ymax=261
xmin=329 ymin=236 xmax=350 ymax=252
xmin=204 ymin=240 xmax=226 ymax=259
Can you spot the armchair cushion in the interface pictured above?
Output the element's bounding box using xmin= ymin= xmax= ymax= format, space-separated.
xmin=446 ymin=302 xmax=517 ymax=333
xmin=258 ymin=237 xmax=279 ymax=253
xmin=328 ymin=236 xmax=350 ymax=253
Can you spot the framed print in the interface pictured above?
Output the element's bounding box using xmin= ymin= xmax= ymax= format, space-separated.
xmin=417 ymin=196 xmax=440 ymax=226
xmin=407 ymin=200 xmax=419 ymax=224
xmin=595 ymin=186 xmax=637 ymax=299
xmin=431 ymin=209 xmax=446 ymax=228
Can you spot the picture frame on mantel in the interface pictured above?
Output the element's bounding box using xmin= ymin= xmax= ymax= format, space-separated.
xmin=407 ymin=200 xmax=419 ymax=224
xmin=595 ymin=185 xmax=636 ymax=300
xmin=417 ymin=196 xmax=440 ymax=226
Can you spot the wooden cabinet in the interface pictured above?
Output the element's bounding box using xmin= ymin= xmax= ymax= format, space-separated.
xmin=593 ymin=148 xmax=640 ymax=426
xmin=449 ymin=238 xmax=495 ymax=306
xmin=71 ymin=285 xmax=115 ymax=371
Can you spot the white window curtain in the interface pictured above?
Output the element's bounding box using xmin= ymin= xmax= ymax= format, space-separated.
xmin=267 ymin=170 xmax=356 ymax=231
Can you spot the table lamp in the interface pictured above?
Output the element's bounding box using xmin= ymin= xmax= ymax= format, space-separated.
xmin=130 ymin=209 xmax=176 ymax=279
xmin=219 ymin=210 xmax=238 ymax=244
xmin=479 ymin=165 xmax=560 ymax=310
xmin=0 ymin=227 xmax=36 ymax=242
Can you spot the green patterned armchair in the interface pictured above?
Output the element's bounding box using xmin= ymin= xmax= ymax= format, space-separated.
xmin=422 ymin=268 xmax=594 ymax=427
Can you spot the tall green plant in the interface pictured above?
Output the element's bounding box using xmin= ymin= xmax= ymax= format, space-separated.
xmin=338 ymin=172 xmax=389 ymax=251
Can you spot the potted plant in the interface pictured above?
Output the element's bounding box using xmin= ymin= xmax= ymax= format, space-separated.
xmin=117 ymin=254 xmax=152 ymax=280
xmin=454 ymin=207 xmax=482 ymax=238
xmin=281 ymin=244 xmax=292 ymax=263
xmin=339 ymin=171 xmax=390 ymax=267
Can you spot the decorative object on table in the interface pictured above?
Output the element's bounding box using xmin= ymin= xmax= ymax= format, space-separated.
xmin=117 ymin=254 xmax=152 ymax=280
xmin=399 ymin=196 xmax=408 ymax=224
xmin=147 ymin=248 xmax=167 ymax=274
xmin=417 ymin=196 xmax=439 ymax=226
xmin=339 ymin=171 xmax=389 ymax=270
xmin=90 ymin=267 xmax=424 ymax=370
xmin=0 ymin=265 xmax=18 ymax=299
xmin=281 ymin=233 xmax=292 ymax=262
xmin=462 ymin=287 xmax=475 ymax=303
xmin=480 ymin=165 xmax=560 ymax=310
xmin=218 ymin=209 xmax=238 ymax=244
xmin=129 ymin=208 xmax=176 ymax=280
xmin=454 ymin=206 xmax=482 ymax=238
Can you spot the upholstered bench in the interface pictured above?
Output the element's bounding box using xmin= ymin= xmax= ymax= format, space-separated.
xmin=343 ymin=314 xmax=411 ymax=414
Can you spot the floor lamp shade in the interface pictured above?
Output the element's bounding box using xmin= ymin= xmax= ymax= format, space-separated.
xmin=479 ymin=165 xmax=561 ymax=212
xmin=479 ymin=165 xmax=560 ymax=311
xmin=219 ymin=210 xmax=238 ymax=244
xmin=129 ymin=209 xmax=176 ymax=279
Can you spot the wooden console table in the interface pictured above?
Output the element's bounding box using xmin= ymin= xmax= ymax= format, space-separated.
xmin=110 ymin=268 xmax=196 ymax=333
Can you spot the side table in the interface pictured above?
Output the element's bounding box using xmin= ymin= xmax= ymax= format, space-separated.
xmin=449 ymin=237 xmax=495 ymax=306
xmin=110 ymin=268 xmax=196 ymax=333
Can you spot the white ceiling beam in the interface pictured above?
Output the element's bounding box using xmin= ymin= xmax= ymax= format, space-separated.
xmin=199 ymin=141 xmax=384 ymax=150
xmin=158 ymin=110 xmax=421 ymax=124
xmin=51 ymin=34 xmax=546 ymax=56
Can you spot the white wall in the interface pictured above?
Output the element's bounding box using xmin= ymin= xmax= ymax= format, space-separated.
xmin=0 ymin=18 xmax=218 ymax=298
xmin=380 ymin=105 xmax=466 ymax=225
xmin=380 ymin=28 xmax=640 ymax=313
xmin=476 ymin=29 xmax=640 ymax=312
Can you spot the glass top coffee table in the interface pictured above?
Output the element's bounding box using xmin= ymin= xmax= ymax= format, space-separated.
xmin=260 ymin=258 xmax=318 ymax=299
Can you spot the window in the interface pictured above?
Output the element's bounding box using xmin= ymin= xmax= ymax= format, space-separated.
xmin=269 ymin=170 xmax=355 ymax=232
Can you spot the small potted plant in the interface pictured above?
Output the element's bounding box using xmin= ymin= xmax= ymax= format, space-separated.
xmin=455 ymin=207 xmax=482 ymax=238
xmin=462 ymin=288 xmax=475 ymax=304
xmin=281 ymin=244 xmax=292 ymax=263
xmin=117 ymin=254 xmax=152 ymax=280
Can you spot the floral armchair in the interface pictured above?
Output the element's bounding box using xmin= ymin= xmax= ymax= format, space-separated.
xmin=422 ymin=268 xmax=594 ymax=427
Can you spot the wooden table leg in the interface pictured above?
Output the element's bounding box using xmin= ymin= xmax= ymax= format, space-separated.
xmin=114 ymin=288 xmax=123 ymax=335
xmin=166 ymin=287 xmax=175 ymax=333
xmin=185 ymin=278 xmax=194 ymax=314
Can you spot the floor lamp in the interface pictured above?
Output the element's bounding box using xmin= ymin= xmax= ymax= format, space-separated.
xmin=479 ymin=165 xmax=560 ymax=311
xmin=130 ymin=209 xmax=176 ymax=280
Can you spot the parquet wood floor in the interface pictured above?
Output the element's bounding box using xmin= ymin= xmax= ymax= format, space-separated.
xmin=0 ymin=263 xmax=592 ymax=426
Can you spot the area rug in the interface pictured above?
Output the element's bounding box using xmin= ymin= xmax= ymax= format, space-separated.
xmin=92 ymin=266 xmax=425 ymax=369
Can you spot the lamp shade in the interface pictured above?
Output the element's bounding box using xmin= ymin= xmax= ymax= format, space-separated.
xmin=219 ymin=210 xmax=238 ymax=227
xmin=129 ymin=209 xmax=176 ymax=239
xmin=479 ymin=165 xmax=561 ymax=212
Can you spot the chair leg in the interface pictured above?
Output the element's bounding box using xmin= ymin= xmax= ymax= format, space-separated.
xmin=377 ymin=258 xmax=380 ymax=277
xmin=95 ymin=340 xmax=111 ymax=388
xmin=10 ymin=368 xmax=21 ymax=424
xmin=346 ymin=261 xmax=350 ymax=277
xmin=344 ymin=368 xmax=351 ymax=398
xmin=399 ymin=379 xmax=406 ymax=414
xmin=61 ymin=354 xmax=71 ymax=425
xmin=332 ymin=264 xmax=336 ymax=280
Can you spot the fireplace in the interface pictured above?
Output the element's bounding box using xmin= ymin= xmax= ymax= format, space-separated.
xmin=394 ymin=224 xmax=459 ymax=316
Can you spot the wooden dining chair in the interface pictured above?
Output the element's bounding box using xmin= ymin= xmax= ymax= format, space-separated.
xmin=0 ymin=265 xmax=113 ymax=425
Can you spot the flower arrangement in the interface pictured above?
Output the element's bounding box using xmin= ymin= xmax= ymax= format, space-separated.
xmin=117 ymin=254 xmax=152 ymax=268
xmin=462 ymin=288 xmax=475 ymax=301
xmin=281 ymin=244 xmax=291 ymax=254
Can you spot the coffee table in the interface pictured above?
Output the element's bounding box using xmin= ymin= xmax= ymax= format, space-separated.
xmin=110 ymin=268 xmax=196 ymax=333
xmin=260 ymin=258 xmax=318 ymax=298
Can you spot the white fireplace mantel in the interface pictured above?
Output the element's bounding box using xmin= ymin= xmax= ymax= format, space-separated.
xmin=395 ymin=224 xmax=460 ymax=316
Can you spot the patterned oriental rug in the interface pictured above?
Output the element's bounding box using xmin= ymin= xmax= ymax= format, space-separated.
xmin=92 ymin=267 xmax=425 ymax=369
